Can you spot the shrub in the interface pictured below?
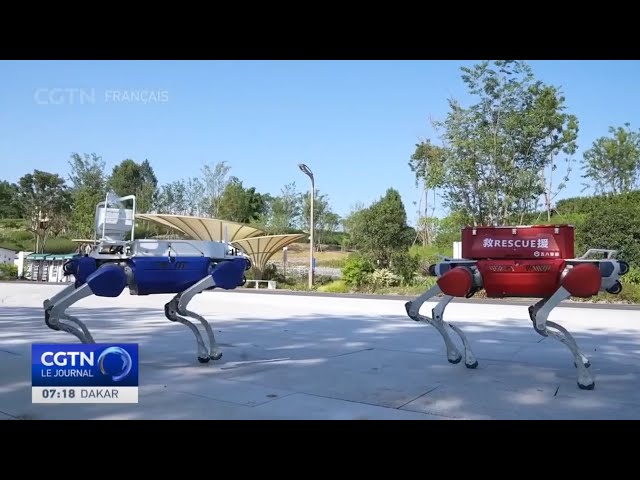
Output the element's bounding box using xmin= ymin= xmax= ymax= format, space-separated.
xmin=368 ymin=268 xmax=400 ymax=289
xmin=552 ymin=190 xmax=640 ymax=267
xmin=43 ymin=238 xmax=78 ymax=254
xmin=314 ymin=274 xmax=334 ymax=286
xmin=0 ymin=263 xmax=18 ymax=279
xmin=0 ymin=218 xmax=28 ymax=229
xmin=623 ymin=266 xmax=640 ymax=286
xmin=317 ymin=280 xmax=350 ymax=293
xmin=576 ymin=204 xmax=640 ymax=267
xmin=389 ymin=250 xmax=420 ymax=285
xmin=409 ymin=244 xmax=446 ymax=267
xmin=341 ymin=254 xmax=374 ymax=288
xmin=7 ymin=230 xmax=33 ymax=242
xmin=411 ymin=276 xmax=438 ymax=289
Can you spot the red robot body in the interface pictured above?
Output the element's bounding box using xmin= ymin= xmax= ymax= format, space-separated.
xmin=405 ymin=224 xmax=630 ymax=390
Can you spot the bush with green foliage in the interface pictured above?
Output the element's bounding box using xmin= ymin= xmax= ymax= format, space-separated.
xmin=368 ymin=268 xmax=401 ymax=289
xmin=341 ymin=254 xmax=375 ymax=288
xmin=317 ymin=280 xmax=350 ymax=293
xmin=413 ymin=276 xmax=438 ymax=289
xmin=408 ymin=244 xmax=449 ymax=276
xmin=7 ymin=230 xmax=33 ymax=242
xmin=624 ymin=266 xmax=640 ymax=286
xmin=42 ymin=238 xmax=78 ymax=254
xmin=550 ymin=191 xmax=640 ymax=266
xmin=555 ymin=191 xmax=640 ymax=216
xmin=0 ymin=263 xmax=18 ymax=279
xmin=575 ymin=203 xmax=640 ymax=266
xmin=0 ymin=218 xmax=28 ymax=229
xmin=389 ymin=250 xmax=420 ymax=285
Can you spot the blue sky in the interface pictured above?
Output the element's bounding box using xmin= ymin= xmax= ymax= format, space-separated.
xmin=1 ymin=60 xmax=639 ymax=223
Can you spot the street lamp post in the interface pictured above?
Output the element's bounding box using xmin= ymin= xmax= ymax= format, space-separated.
xmin=298 ymin=163 xmax=314 ymax=288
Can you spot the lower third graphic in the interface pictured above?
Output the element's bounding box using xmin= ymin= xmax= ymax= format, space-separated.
xmin=31 ymin=343 xmax=139 ymax=404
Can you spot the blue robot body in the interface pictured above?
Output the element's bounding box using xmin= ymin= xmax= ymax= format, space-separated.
xmin=128 ymin=256 xmax=213 ymax=295
xmin=44 ymin=192 xmax=252 ymax=364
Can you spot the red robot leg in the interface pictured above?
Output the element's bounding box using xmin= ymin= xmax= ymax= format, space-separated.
xmin=405 ymin=266 xmax=479 ymax=369
xmin=528 ymin=263 xmax=603 ymax=390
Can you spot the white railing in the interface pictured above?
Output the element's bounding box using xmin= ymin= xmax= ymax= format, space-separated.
xmin=243 ymin=279 xmax=277 ymax=289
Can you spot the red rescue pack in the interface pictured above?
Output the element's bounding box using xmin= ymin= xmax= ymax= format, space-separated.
xmin=461 ymin=225 xmax=575 ymax=260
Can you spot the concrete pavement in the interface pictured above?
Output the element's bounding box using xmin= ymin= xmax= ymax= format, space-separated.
xmin=1 ymin=283 xmax=639 ymax=420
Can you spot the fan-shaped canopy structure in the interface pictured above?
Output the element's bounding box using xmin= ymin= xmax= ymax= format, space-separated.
xmin=232 ymin=234 xmax=307 ymax=273
xmin=135 ymin=213 xmax=264 ymax=242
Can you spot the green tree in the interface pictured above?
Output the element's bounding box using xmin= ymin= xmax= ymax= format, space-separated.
xmin=340 ymin=202 xmax=367 ymax=251
xmin=107 ymin=159 xmax=158 ymax=213
xmin=268 ymin=182 xmax=303 ymax=233
xmin=433 ymin=210 xmax=473 ymax=250
xmin=581 ymin=123 xmax=640 ymax=195
xmin=138 ymin=159 xmax=159 ymax=211
xmin=68 ymin=153 xmax=107 ymax=238
xmin=409 ymin=140 xmax=446 ymax=245
xmin=536 ymin=85 xmax=579 ymax=222
xmin=217 ymin=176 xmax=267 ymax=223
xmin=201 ymin=160 xmax=231 ymax=217
xmin=423 ymin=60 xmax=579 ymax=226
xmin=301 ymin=190 xmax=340 ymax=251
xmin=156 ymin=180 xmax=187 ymax=214
xmin=349 ymin=188 xmax=413 ymax=268
xmin=184 ymin=177 xmax=207 ymax=216
xmin=0 ymin=180 xmax=21 ymax=218
xmin=15 ymin=170 xmax=71 ymax=253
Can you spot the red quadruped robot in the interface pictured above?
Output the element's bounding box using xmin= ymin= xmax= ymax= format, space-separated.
xmin=405 ymin=225 xmax=630 ymax=390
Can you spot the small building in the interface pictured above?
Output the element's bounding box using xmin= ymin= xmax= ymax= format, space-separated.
xmin=0 ymin=246 xmax=18 ymax=265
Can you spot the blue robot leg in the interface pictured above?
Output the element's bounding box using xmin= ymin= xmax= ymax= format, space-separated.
xmin=43 ymin=261 xmax=127 ymax=343
xmin=163 ymin=257 xmax=249 ymax=363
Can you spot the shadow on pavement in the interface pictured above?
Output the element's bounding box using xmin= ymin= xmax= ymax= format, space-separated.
xmin=1 ymin=302 xmax=640 ymax=420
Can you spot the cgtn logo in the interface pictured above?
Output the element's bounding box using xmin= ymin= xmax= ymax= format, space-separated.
xmin=39 ymin=347 xmax=133 ymax=381
xmin=32 ymin=344 xmax=138 ymax=404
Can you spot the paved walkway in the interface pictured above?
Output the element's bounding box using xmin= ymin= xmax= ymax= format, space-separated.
xmin=1 ymin=283 xmax=639 ymax=420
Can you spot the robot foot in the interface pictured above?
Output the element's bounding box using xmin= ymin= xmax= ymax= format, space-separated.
xmin=529 ymin=294 xmax=595 ymax=391
xmin=447 ymin=322 xmax=478 ymax=369
xmin=43 ymin=283 xmax=96 ymax=343
xmin=165 ymin=276 xmax=225 ymax=363
xmin=165 ymin=299 xmax=213 ymax=362
xmin=578 ymin=380 xmax=596 ymax=390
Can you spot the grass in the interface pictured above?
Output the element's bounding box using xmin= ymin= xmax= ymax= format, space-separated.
xmin=269 ymin=242 xmax=349 ymax=268
xmin=281 ymin=276 xmax=640 ymax=305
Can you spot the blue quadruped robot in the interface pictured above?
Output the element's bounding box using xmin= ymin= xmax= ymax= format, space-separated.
xmin=42 ymin=192 xmax=251 ymax=363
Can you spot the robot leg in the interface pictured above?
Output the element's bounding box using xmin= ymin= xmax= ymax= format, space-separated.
xmin=43 ymin=264 xmax=127 ymax=344
xmin=405 ymin=266 xmax=479 ymax=368
xmin=164 ymin=257 xmax=249 ymax=363
xmin=529 ymin=263 xmax=604 ymax=390
xmin=165 ymin=276 xmax=216 ymax=364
